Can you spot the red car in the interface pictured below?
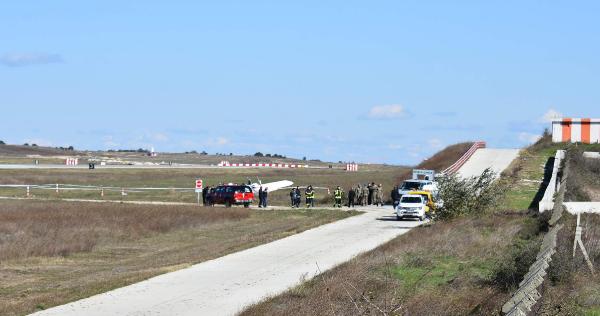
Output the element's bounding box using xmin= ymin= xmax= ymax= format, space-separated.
xmin=208 ymin=185 xmax=254 ymax=208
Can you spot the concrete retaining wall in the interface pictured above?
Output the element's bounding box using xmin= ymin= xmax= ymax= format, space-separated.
xmin=538 ymin=150 xmax=566 ymax=213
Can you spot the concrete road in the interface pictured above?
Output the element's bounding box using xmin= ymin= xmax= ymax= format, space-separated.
xmin=32 ymin=206 xmax=420 ymax=316
xmin=457 ymin=148 xmax=520 ymax=178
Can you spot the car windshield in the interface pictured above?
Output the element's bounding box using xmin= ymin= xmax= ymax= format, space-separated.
xmin=401 ymin=196 xmax=422 ymax=203
xmin=235 ymin=186 xmax=252 ymax=193
xmin=401 ymin=181 xmax=422 ymax=190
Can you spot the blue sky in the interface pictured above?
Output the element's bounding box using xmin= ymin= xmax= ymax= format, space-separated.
xmin=1 ymin=1 xmax=600 ymax=164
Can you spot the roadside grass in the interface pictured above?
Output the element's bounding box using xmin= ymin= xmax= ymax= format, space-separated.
xmin=241 ymin=214 xmax=535 ymax=316
xmin=0 ymin=199 xmax=358 ymax=316
xmin=497 ymin=139 xmax=566 ymax=210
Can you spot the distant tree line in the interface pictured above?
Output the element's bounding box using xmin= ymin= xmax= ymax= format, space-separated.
xmin=19 ymin=143 xmax=74 ymax=151
xmin=253 ymin=152 xmax=286 ymax=158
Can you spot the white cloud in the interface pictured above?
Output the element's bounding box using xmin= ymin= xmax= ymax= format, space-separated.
xmin=367 ymin=104 xmax=406 ymax=119
xmin=1 ymin=52 xmax=63 ymax=67
xmin=518 ymin=132 xmax=541 ymax=144
xmin=540 ymin=108 xmax=563 ymax=123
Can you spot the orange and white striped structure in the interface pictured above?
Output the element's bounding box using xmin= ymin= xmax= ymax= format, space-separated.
xmin=65 ymin=158 xmax=79 ymax=166
xmin=345 ymin=163 xmax=358 ymax=171
xmin=218 ymin=161 xmax=308 ymax=168
xmin=552 ymin=118 xmax=600 ymax=144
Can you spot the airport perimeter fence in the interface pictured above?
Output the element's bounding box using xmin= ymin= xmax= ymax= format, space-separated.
xmin=502 ymin=149 xmax=567 ymax=315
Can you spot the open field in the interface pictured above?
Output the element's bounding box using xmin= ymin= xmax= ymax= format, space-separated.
xmin=0 ymin=143 xmax=473 ymax=207
xmin=240 ymin=137 xmax=560 ymax=315
xmin=0 ymin=199 xmax=357 ymax=315
xmin=0 ymin=167 xmax=406 ymax=206
xmin=0 ymin=143 xmax=373 ymax=167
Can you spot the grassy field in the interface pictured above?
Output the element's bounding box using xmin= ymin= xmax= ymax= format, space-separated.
xmin=0 ymin=199 xmax=358 ymax=315
xmin=241 ymin=137 xmax=565 ymax=315
xmin=0 ymin=166 xmax=407 ymax=206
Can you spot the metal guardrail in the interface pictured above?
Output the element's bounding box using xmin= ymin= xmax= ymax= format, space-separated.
xmin=442 ymin=141 xmax=486 ymax=175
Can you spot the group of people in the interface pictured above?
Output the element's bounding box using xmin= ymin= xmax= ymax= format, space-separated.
xmin=287 ymin=183 xmax=387 ymax=208
xmin=347 ymin=183 xmax=385 ymax=207
xmin=289 ymin=185 xmax=315 ymax=208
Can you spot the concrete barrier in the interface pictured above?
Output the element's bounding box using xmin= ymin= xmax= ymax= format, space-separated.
xmin=583 ymin=152 xmax=600 ymax=159
xmin=503 ymin=224 xmax=563 ymax=315
xmin=564 ymin=202 xmax=600 ymax=214
xmin=538 ymin=150 xmax=566 ymax=213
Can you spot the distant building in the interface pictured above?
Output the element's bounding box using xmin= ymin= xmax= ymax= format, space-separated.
xmin=552 ymin=118 xmax=600 ymax=143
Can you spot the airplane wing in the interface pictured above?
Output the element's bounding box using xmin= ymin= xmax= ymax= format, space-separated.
xmin=260 ymin=180 xmax=294 ymax=192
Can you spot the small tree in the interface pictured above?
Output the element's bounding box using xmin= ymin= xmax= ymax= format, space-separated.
xmin=68 ymin=146 xmax=74 ymax=151
xmin=23 ymin=143 xmax=29 ymax=146
xmin=435 ymin=168 xmax=505 ymax=220
xmin=0 ymin=140 xmax=4 ymax=145
xmin=254 ymin=152 xmax=264 ymax=157
xmin=302 ymin=156 xmax=307 ymax=161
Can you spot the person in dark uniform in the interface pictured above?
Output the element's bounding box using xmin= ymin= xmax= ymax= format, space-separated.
xmin=258 ymin=186 xmax=264 ymax=208
xmin=294 ymin=186 xmax=301 ymax=207
xmin=391 ymin=185 xmax=400 ymax=209
xmin=348 ymin=187 xmax=356 ymax=208
xmin=202 ymin=186 xmax=208 ymax=205
xmin=290 ymin=188 xmax=296 ymax=207
xmin=262 ymin=188 xmax=268 ymax=207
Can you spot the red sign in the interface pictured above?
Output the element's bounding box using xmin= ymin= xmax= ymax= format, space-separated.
xmin=195 ymin=179 xmax=203 ymax=192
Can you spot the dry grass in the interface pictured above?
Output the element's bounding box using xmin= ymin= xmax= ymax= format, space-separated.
xmin=394 ymin=142 xmax=474 ymax=183
xmin=0 ymin=199 xmax=356 ymax=315
xmin=0 ymin=166 xmax=408 ymax=206
xmin=538 ymin=213 xmax=600 ymax=315
xmin=565 ymin=147 xmax=600 ymax=202
xmin=0 ymin=200 xmax=249 ymax=260
xmin=242 ymin=214 xmax=534 ymax=316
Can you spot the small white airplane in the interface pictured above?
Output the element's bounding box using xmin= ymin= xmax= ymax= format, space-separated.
xmin=248 ymin=178 xmax=330 ymax=195
xmin=248 ymin=178 xmax=294 ymax=194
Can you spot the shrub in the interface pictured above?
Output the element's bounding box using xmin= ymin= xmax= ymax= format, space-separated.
xmin=436 ymin=168 xmax=505 ymax=220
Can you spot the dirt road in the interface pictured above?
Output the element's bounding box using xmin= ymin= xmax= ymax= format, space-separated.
xmin=32 ymin=206 xmax=420 ymax=316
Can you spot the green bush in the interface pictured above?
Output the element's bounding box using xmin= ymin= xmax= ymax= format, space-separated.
xmin=436 ymin=168 xmax=505 ymax=220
